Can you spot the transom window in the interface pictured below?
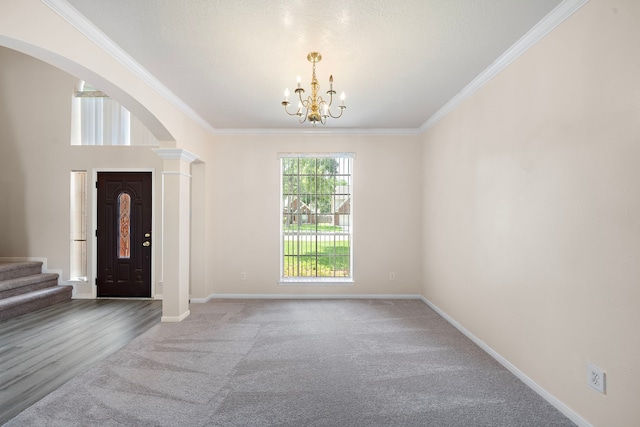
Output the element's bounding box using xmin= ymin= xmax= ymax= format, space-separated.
xmin=280 ymin=153 xmax=353 ymax=282
xmin=70 ymin=81 xmax=159 ymax=146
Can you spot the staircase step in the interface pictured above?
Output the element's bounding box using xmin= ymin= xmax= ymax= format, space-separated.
xmin=0 ymin=262 xmax=44 ymax=282
xmin=0 ymin=273 xmax=59 ymax=300
xmin=0 ymin=286 xmax=73 ymax=322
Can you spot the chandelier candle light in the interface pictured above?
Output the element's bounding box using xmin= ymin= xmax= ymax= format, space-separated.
xmin=282 ymin=52 xmax=346 ymax=126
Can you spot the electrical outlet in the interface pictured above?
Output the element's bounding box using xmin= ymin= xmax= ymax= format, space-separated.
xmin=587 ymin=362 xmax=606 ymax=394
xmin=240 ymin=272 xmax=246 ymax=281
xmin=389 ymin=272 xmax=395 ymax=281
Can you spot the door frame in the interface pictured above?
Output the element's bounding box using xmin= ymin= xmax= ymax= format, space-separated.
xmin=91 ymin=168 xmax=156 ymax=299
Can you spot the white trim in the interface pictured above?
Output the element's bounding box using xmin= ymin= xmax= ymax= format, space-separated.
xmin=159 ymin=174 xmax=164 ymax=284
xmin=278 ymin=152 xmax=355 ymax=159
xmin=161 ymin=171 xmax=191 ymax=178
xmin=214 ymin=128 xmax=421 ymax=136
xmin=278 ymin=279 xmax=355 ymax=286
xmin=279 ymin=155 xmax=354 ymax=282
xmin=161 ymin=310 xmax=190 ymax=323
xmin=151 ymin=148 xmax=197 ymax=281
xmin=152 ymin=148 xmax=199 ymax=163
xmin=91 ymin=168 xmax=156 ymax=299
xmin=42 ymin=0 xmax=588 ymax=136
xmin=419 ymin=296 xmax=592 ymax=427
xmin=71 ymin=292 xmax=95 ymax=300
xmin=41 ymin=0 xmax=216 ymax=135
xmin=190 ymin=293 xmax=422 ymax=303
xmin=188 ymin=292 xmax=589 ymax=425
xmin=420 ymin=0 xmax=589 ymax=133
xmin=63 ymin=281 xmax=83 ymax=298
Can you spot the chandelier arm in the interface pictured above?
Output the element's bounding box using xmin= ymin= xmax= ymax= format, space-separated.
xmin=298 ymin=98 xmax=308 ymax=123
xmin=323 ymin=90 xmax=344 ymax=118
xmin=317 ymin=96 xmax=330 ymax=120
xmin=282 ymin=102 xmax=302 ymax=117
xmin=328 ymin=106 xmax=346 ymax=119
xmin=326 ymin=90 xmax=336 ymax=106
xmin=297 ymin=90 xmax=306 ymax=105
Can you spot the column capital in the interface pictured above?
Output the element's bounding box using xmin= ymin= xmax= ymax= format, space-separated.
xmin=152 ymin=148 xmax=199 ymax=163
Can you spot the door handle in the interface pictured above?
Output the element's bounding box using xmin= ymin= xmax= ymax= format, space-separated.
xmin=143 ymin=241 xmax=150 ymax=247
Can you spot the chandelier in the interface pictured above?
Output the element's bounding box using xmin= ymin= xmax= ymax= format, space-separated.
xmin=282 ymin=52 xmax=346 ymax=126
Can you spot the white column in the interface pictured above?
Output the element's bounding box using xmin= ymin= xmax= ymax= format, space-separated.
xmin=153 ymin=148 xmax=198 ymax=322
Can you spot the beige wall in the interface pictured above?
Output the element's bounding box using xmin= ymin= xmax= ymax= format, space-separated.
xmin=2 ymin=0 xmax=638 ymax=424
xmin=421 ymin=0 xmax=640 ymax=425
xmin=0 ymin=0 xmax=213 ymax=152
xmin=0 ymin=46 xmax=424 ymax=300
xmin=193 ymin=133 xmax=424 ymax=298
xmin=0 ymin=46 xmax=165 ymax=296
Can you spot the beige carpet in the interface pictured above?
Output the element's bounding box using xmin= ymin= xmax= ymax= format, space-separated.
xmin=7 ymin=299 xmax=575 ymax=426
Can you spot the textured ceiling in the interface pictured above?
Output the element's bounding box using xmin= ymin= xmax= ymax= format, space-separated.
xmin=62 ymin=0 xmax=563 ymax=131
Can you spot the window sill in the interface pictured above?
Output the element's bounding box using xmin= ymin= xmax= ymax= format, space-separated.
xmin=279 ymin=278 xmax=354 ymax=286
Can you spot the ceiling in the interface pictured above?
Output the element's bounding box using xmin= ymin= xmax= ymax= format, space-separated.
xmin=58 ymin=0 xmax=566 ymax=133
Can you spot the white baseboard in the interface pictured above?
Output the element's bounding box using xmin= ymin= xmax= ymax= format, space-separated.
xmin=190 ymin=293 xmax=423 ymax=303
xmin=72 ymin=293 xmax=95 ymax=300
xmin=418 ymin=296 xmax=591 ymax=427
xmin=161 ymin=310 xmax=190 ymax=323
xmin=41 ymin=281 xmax=588 ymax=425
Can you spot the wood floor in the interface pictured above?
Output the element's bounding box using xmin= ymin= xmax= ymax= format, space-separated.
xmin=0 ymin=299 xmax=162 ymax=424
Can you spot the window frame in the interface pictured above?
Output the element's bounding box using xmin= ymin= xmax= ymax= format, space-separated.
xmin=70 ymin=81 xmax=159 ymax=146
xmin=278 ymin=152 xmax=354 ymax=286
xmin=70 ymin=170 xmax=88 ymax=282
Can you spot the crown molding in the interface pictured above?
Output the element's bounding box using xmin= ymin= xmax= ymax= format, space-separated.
xmin=211 ymin=127 xmax=422 ymax=136
xmin=419 ymin=0 xmax=590 ymax=133
xmin=42 ymin=0 xmax=588 ymax=138
xmin=41 ymin=0 xmax=217 ymax=135
xmin=37 ymin=0 xmax=420 ymax=138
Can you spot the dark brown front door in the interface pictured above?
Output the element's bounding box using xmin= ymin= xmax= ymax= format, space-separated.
xmin=97 ymin=172 xmax=152 ymax=297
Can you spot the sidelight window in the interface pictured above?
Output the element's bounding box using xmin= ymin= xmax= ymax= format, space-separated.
xmin=70 ymin=171 xmax=87 ymax=281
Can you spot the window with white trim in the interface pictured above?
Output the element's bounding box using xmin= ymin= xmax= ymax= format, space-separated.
xmin=70 ymin=171 xmax=87 ymax=281
xmin=280 ymin=153 xmax=353 ymax=281
xmin=70 ymin=82 xmax=159 ymax=146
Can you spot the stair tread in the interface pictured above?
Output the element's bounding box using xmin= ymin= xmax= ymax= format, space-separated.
xmin=0 ymin=286 xmax=72 ymax=306
xmin=0 ymin=261 xmax=43 ymax=271
xmin=0 ymin=273 xmax=59 ymax=291
xmin=0 ymin=285 xmax=73 ymax=322
xmin=0 ymin=262 xmax=45 ymax=282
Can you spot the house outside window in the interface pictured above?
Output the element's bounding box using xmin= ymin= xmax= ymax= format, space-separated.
xmin=280 ymin=153 xmax=353 ymax=283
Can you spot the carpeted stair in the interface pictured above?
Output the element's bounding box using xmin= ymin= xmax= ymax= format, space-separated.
xmin=0 ymin=261 xmax=72 ymax=321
